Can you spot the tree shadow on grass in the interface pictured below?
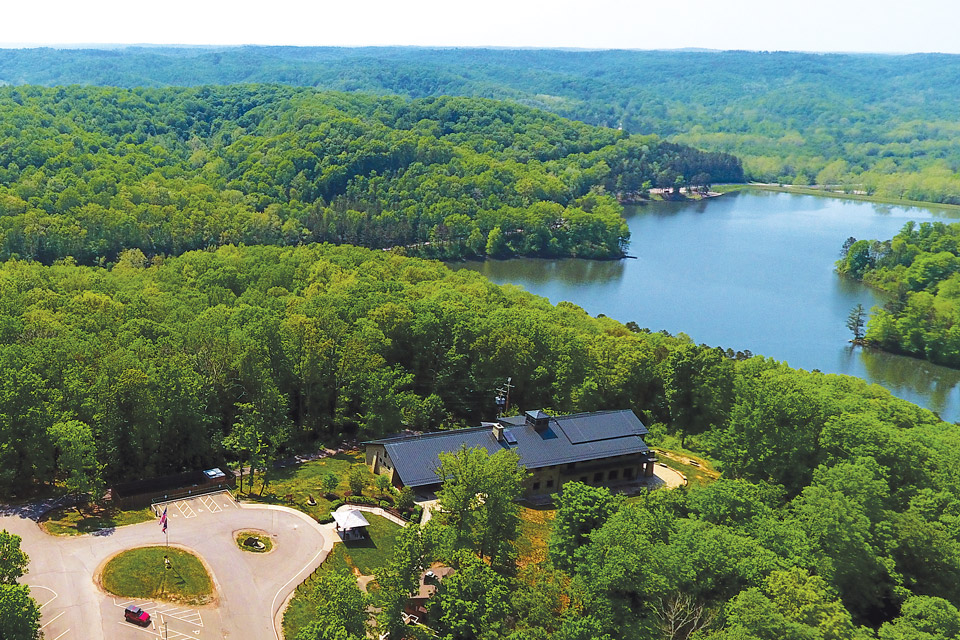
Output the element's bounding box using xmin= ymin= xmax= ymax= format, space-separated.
xmin=169 ymin=566 xmax=188 ymax=589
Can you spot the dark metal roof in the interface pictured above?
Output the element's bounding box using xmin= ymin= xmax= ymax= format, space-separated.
xmin=378 ymin=428 xmax=506 ymax=488
xmin=368 ymin=410 xmax=649 ymax=489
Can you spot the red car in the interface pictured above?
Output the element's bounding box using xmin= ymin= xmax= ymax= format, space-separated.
xmin=124 ymin=605 xmax=151 ymax=626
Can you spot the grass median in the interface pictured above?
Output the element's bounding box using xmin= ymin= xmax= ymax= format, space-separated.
xmin=101 ymin=546 xmax=214 ymax=605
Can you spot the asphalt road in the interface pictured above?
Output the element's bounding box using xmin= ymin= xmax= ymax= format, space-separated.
xmin=0 ymin=492 xmax=333 ymax=640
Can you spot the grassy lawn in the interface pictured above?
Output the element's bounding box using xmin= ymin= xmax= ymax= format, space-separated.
xmin=282 ymin=513 xmax=403 ymax=639
xmin=652 ymin=447 xmax=721 ymax=489
xmin=516 ymin=504 xmax=556 ymax=567
xmin=101 ymin=546 xmax=213 ymax=605
xmin=236 ymin=531 xmax=274 ymax=553
xmin=240 ymin=452 xmax=381 ymax=521
xmin=340 ymin=513 xmax=402 ymax=575
xmin=42 ymin=505 xmax=154 ymax=536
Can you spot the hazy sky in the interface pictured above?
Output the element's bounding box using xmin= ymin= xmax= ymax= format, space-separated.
xmin=3 ymin=0 xmax=958 ymax=53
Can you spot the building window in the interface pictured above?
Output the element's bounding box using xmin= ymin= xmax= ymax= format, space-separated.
xmin=608 ymin=470 xmax=618 ymax=481
xmin=580 ymin=476 xmax=588 ymax=483
xmin=593 ymin=472 xmax=603 ymax=482
xmin=624 ymin=467 xmax=634 ymax=479
xmin=532 ymin=481 xmax=541 ymax=491
xmin=546 ymin=479 xmax=554 ymax=488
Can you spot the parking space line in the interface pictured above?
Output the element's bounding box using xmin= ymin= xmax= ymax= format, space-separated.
xmin=116 ymin=598 xmax=203 ymax=628
xmin=155 ymin=621 xmax=198 ymax=640
xmin=27 ymin=585 xmax=57 ymax=609
xmin=200 ymin=495 xmax=222 ymax=513
xmin=160 ymin=609 xmax=203 ymax=627
xmin=51 ymin=630 xmax=70 ymax=640
xmin=119 ymin=621 xmax=195 ymax=640
xmin=41 ymin=611 xmax=65 ymax=629
xmin=174 ymin=500 xmax=196 ymax=519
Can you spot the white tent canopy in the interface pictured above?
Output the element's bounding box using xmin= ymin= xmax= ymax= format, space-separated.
xmin=333 ymin=509 xmax=371 ymax=531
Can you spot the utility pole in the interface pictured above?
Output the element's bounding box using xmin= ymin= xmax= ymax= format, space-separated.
xmin=495 ymin=377 xmax=514 ymax=416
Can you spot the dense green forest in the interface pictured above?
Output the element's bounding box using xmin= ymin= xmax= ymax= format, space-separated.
xmin=1 ymin=47 xmax=958 ymax=202
xmin=4 ymin=46 xmax=960 ymax=639
xmin=0 ymin=85 xmax=740 ymax=264
xmin=3 ymin=242 xmax=960 ymax=637
xmin=838 ymin=221 xmax=960 ymax=367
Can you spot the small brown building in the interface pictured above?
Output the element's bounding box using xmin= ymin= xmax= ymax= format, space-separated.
xmin=404 ymin=566 xmax=455 ymax=624
xmin=365 ymin=409 xmax=656 ymax=498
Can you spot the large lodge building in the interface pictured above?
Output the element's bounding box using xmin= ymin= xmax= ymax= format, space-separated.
xmin=364 ymin=409 xmax=656 ymax=498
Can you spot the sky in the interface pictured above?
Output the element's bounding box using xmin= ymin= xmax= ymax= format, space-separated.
xmin=2 ymin=0 xmax=959 ymax=53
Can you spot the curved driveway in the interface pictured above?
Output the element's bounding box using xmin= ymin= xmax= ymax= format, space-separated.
xmin=0 ymin=492 xmax=332 ymax=640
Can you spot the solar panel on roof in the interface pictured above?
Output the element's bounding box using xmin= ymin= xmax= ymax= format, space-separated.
xmin=503 ymin=429 xmax=519 ymax=445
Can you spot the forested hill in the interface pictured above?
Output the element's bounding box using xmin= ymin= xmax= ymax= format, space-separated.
xmin=0 ymin=84 xmax=741 ymax=264
xmin=1 ymin=47 xmax=959 ymax=203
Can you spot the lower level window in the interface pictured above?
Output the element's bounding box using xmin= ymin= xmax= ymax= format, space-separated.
xmin=546 ymin=479 xmax=554 ymax=488
xmin=532 ymin=481 xmax=541 ymax=490
xmin=593 ymin=472 xmax=603 ymax=482
xmin=624 ymin=467 xmax=634 ymax=479
xmin=608 ymin=470 xmax=618 ymax=481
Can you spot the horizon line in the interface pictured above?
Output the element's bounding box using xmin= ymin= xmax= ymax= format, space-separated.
xmin=0 ymin=43 xmax=946 ymax=56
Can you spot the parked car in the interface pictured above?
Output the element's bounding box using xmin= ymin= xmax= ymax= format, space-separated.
xmin=124 ymin=605 xmax=151 ymax=626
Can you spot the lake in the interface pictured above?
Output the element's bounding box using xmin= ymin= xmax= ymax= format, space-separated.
xmin=451 ymin=190 xmax=960 ymax=422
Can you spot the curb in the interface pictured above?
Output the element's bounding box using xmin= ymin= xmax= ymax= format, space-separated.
xmin=235 ymin=500 xmax=335 ymax=640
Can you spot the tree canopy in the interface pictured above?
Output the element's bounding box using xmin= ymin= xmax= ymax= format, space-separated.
xmin=1 ymin=47 xmax=957 ymax=202
xmin=839 ymin=221 xmax=960 ymax=367
xmin=0 ymin=85 xmax=740 ymax=265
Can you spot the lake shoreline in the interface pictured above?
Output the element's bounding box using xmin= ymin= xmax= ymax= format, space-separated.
xmin=453 ymin=192 xmax=960 ymax=421
xmin=721 ymin=183 xmax=960 ymax=212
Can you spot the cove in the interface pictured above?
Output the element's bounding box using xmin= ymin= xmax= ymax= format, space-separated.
xmin=451 ymin=190 xmax=960 ymax=422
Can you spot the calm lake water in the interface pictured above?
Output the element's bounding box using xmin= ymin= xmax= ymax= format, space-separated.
xmin=451 ymin=191 xmax=960 ymax=422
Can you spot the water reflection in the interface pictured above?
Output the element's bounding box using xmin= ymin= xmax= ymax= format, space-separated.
xmin=455 ymin=257 xmax=625 ymax=286
xmin=853 ymin=347 xmax=960 ymax=418
xmin=452 ymin=191 xmax=960 ymax=421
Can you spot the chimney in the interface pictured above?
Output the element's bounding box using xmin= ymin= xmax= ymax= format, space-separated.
xmin=525 ymin=410 xmax=550 ymax=432
xmin=489 ymin=423 xmax=505 ymax=442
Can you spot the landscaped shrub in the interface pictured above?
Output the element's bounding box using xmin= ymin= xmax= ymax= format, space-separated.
xmin=348 ymin=467 xmax=367 ymax=496
xmin=396 ymin=486 xmax=415 ymax=511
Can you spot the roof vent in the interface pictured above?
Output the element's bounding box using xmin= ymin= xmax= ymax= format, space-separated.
xmin=525 ymin=409 xmax=550 ymax=432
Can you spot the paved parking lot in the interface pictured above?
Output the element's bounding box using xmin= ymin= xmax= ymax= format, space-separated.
xmin=109 ymin=598 xmax=204 ymax=640
xmin=29 ymin=584 xmax=71 ymax=640
xmin=153 ymin=491 xmax=239 ymax=521
xmin=3 ymin=491 xmax=334 ymax=640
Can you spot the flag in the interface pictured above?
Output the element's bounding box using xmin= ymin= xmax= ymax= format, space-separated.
xmin=159 ymin=506 xmax=167 ymax=529
xmin=162 ymin=517 xmax=167 ymax=534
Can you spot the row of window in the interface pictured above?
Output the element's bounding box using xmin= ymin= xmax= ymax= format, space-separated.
xmin=531 ymin=467 xmax=635 ymax=492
